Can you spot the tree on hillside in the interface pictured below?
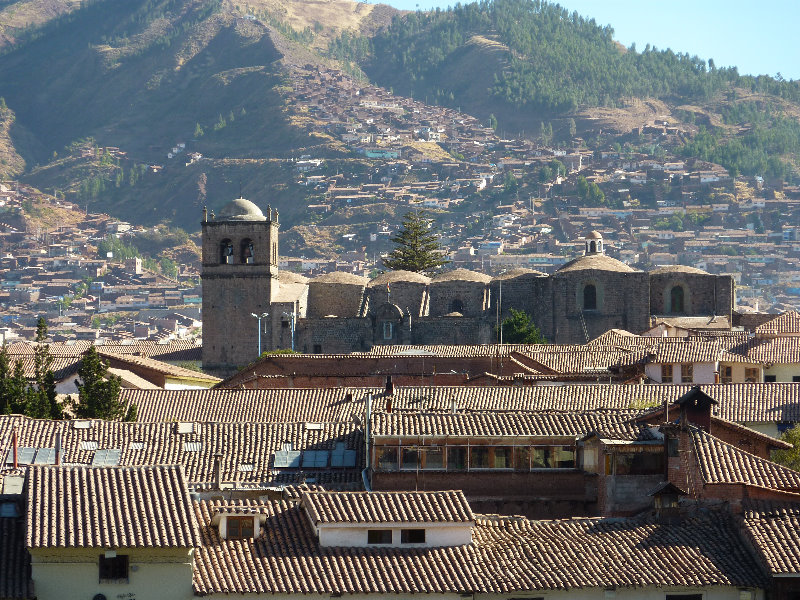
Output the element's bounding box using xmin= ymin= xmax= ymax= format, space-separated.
xmin=383 ymin=211 xmax=449 ymax=273
xmin=498 ymin=308 xmax=547 ymax=344
xmin=773 ymin=424 xmax=800 ymax=471
xmin=74 ymin=346 xmax=136 ymax=421
xmin=0 ymin=344 xmax=29 ymax=414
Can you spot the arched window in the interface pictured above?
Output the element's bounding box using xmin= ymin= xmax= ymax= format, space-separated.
xmin=220 ymin=239 xmax=234 ymax=264
xmin=450 ymin=299 xmax=464 ymax=313
xmin=583 ymin=284 xmax=597 ymax=310
xmin=670 ymin=286 xmax=685 ymax=313
xmin=589 ymin=241 xmax=597 ymax=253
xmin=241 ymin=238 xmax=254 ymax=264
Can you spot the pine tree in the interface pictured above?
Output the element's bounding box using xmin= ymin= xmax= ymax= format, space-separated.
xmin=74 ymin=346 xmax=135 ymax=421
xmin=383 ymin=211 xmax=449 ymax=273
xmin=499 ymin=308 xmax=547 ymax=344
xmin=30 ymin=317 xmax=62 ymax=419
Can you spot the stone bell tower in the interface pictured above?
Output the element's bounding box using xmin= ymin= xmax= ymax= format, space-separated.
xmin=201 ymin=198 xmax=279 ymax=374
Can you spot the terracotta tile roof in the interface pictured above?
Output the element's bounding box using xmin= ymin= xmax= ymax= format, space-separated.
xmin=6 ymin=339 xmax=201 ymax=361
xmin=96 ymin=348 xmax=220 ymax=382
xmin=192 ymin=499 xmax=766 ymax=595
xmin=119 ymin=384 xmax=800 ymax=425
xmin=647 ymin=341 xmax=755 ymax=364
xmin=0 ymin=502 xmax=32 ymax=599
xmin=743 ymin=337 xmax=800 ymax=364
xmin=690 ymin=428 xmax=800 ymax=491
xmin=25 ymin=465 xmax=199 ymax=548
xmin=302 ymin=490 xmax=475 ymax=524
xmin=741 ymin=501 xmax=800 ymax=575
xmin=370 ymin=409 xmax=647 ymax=439
xmin=755 ymin=311 xmax=800 ymax=335
xmin=0 ymin=416 xmax=364 ymax=489
xmin=518 ymin=348 xmax=637 ymax=373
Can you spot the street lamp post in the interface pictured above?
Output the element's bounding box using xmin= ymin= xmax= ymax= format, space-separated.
xmin=282 ymin=311 xmax=296 ymax=352
xmin=251 ymin=312 xmax=269 ymax=357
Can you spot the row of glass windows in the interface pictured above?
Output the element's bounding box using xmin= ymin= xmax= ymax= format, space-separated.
xmin=375 ymin=445 xmax=575 ymax=472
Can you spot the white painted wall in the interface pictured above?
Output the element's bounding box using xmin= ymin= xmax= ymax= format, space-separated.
xmin=30 ymin=547 xmax=194 ymax=600
xmin=317 ymin=523 xmax=473 ymax=548
xmin=763 ymin=363 xmax=800 ymax=382
xmin=645 ymin=362 xmax=716 ymax=383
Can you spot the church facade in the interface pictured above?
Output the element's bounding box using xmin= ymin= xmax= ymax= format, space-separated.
xmin=201 ymin=199 xmax=735 ymax=373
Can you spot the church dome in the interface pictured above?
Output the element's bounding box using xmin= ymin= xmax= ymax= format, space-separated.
xmin=217 ymin=197 xmax=267 ymax=222
xmin=555 ymin=253 xmax=638 ymax=274
xmin=430 ymin=268 xmax=492 ymax=284
xmin=586 ymin=230 xmax=603 ymax=240
xmin=368 ymin=270 xmax=431 ymax=286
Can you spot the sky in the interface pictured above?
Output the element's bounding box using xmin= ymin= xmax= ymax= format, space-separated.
xmin=371 ymin=0 xmax=800 ymax=81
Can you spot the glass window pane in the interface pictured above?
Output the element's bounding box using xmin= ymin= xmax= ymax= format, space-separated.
xmin=376 ymin=447 xmax=398 ymax=471
xmin=532 ymin=447 xmax=552 ymax=469
xmin=447 ymin=447 xmax=467 ymax=471
xmin=553 ymin=446 xmax=575 ymax=469
xmin=492 ymin=447 xmax=512 ymax=469
xmin=514 ymin=447 xmax=530 ymax=471
xmin=401 ymin=448 xmax=420 ymax=470
xmin=470 ymin=447 xmax=489 ymax=469
xmin=422 ymin=447 xmax=443 ymax=470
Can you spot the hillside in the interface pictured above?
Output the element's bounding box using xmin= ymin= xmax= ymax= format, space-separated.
xmin=0 ymin=0 xmax=798 ymax=251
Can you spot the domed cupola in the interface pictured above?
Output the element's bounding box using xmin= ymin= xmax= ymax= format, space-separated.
xmin=585 ymin=230 xmax=604 ymax=255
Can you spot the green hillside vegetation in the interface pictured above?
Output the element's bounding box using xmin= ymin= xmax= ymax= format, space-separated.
xmin=359 ymin=0 xmax=800 ymax=112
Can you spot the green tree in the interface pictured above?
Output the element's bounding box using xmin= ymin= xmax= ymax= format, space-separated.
xmin=383 ymin=211 xmax=449 ymax=273
xmin=773 ymin=424 xmax=800 ymax=471
xmin=488 ymin=113 xmax=498 ymax=130
xmin=0 ymin=344 xmax=26 ymax=414
xmin=74 ymin=346 xmax=136 ymax=421
xmin=29 ymin=317 xmax=62 ymax=419
xmin=499 ymin=308 xmax=547 ymax=344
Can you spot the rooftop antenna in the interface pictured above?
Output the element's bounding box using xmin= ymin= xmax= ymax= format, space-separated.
xmin=238 ymin=181 xmax=243 ymax=199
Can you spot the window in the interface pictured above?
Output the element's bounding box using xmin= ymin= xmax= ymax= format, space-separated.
xmin=470 ymin=446 xmax=490 ymax=469
xmin=367 ymin=529 xmax=392 ymax=545
xmin=589 ymin=240 xmax=597 ymax=253
xmin=764 ymin=375 xmax=777 ymax=382
xmin=99 ymin=554 xmax=129 ymax=582
xmin=670 ymin=286 xmax=685 ymax=313
xmin=583 ymin=284 xmax=597 ymax=310
xmin=450 ymin=299 xmax=464 ymax=313
xmin=514 ymin=447 xmax=531 ymax=471
xmin=614 ymin=451 xmax=665 ymax=475
xmin=421 ymin=447 xmax=444 ymax=470
xmin=313 ymin=344 xmax=322 ymax=354
xmin=552 ymin=446 xmax=575 ymax=469
xmin=400 ymin=529 xmax=426 ymax=544
xmin=226 ymin=516 xmax=254 ymax=539
xmin=382 ymin=321 xmax=393 ymax=340
xmin=661 ymin=364 xmax=673 ymax=383
xmin=745 ymin=367 xmax=759 ymax=383
xmin=492 ymin=447 xmax=512 ymax=469
xmin=240 ymin=238 xmax=254 ymax=264
xmin=220 ymin=239 xmax=234 ymax=264
xmin=681 ymin=363 xmax=693 ymax=383
xmin=720 ymin=365 xmax=732 ymax=383
xmin=447 ymin=447 xmax=467 ymax=471
xmin=793 ymin=376 xmax=800 ymax=383
xmin=401 ymin=448 xmax=420 ymax=470
xmin=375 ymin=447 xmax=398 ymax=471
xmin=532 ymin=447 xmax=551 ymax=469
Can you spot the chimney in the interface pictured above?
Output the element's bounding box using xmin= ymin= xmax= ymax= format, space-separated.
xmin=385 ymin=396 xmax=392 ymax=413
xmin=214 ymin=453 xmax=223 ymax=490
xmin=385 ymin=375 xmax=394 ymax=396
xmin=55 ymin=432 xmax=62 ymax=466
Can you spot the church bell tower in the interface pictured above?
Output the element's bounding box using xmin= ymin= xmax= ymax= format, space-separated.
xmin=201 ymin=198 xmax=279 ymax=374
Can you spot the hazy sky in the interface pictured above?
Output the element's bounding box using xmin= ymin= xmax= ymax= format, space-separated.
xmin=371 ymin=0 xmax=800 ymax=81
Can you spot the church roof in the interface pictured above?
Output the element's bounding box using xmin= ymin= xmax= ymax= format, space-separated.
xmin=279 ymin=271 xmax=310 ymax=284
xmin=430 ymin=268 xmax=492 ymax=284
xmin=312 ymin=272 xmax=369 ymax=285
xmin=586 ymin=230 xmax=603 ymax=239
xmin=491 ymin=268 xmax=547 ymax=281
xmin=368 ymin=270 xmax=431 ymax=286
xmin=650 ymin=265 xmax=710 ymax=275
xmin=216 ymin=197 xmax=267 ymax=222
xmin=555 ymin=253 xmax=638 ymax=274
